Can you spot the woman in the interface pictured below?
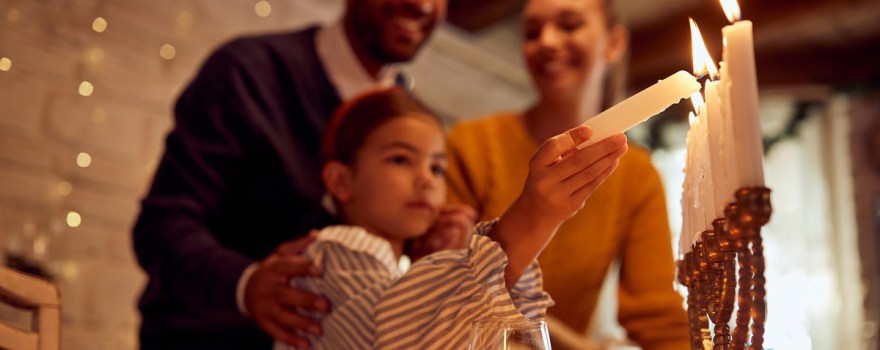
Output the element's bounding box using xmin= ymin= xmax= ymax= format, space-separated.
xmin=445 ymin=0 xmax=689 ymax=349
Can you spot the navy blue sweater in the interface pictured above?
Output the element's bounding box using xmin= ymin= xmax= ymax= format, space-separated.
xmin=133 ymin=27 xmax=340 ymax=349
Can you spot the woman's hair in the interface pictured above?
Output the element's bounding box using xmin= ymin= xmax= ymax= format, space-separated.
xmin=599 ymin=0 xmax=626 ymax=110
xmin=321 ymin=87 xmax=440 ymax=165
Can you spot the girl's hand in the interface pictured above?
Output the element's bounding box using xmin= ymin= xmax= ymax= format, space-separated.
xmin=490 ymin=125 xmax=628 ymax=288
xmin=407 ymin=204 xmax=477 ymax=261
xmin=513 ymin=125 xmax=628 ymax=231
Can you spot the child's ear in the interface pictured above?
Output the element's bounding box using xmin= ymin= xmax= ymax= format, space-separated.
xmin=322 ymin=161 xmax=354 ymax=203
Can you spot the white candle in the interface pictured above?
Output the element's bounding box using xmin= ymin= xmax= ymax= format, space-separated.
xmin=689 ymin=16 xmax=735 ymax=214
xmin=693 ymin=114 xmax=712 ymax=230
xmin=721 ymin=19 xmax=765 ymax=187
xmin=717 ymin=62 xmax=742 ymax=200
xmin=697 ymin=113 xmax=716 ymax=228
xmin=692 ymin=116 xmax=703 ymax=225
xmin=703 ymin=80 xmax=730 ymax=218
xmin=680 ymin=112 xmax=698 ymax=254
xmin=579 ymin=70 xmax=700 ymax=148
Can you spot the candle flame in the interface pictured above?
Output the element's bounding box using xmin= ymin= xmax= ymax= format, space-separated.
xmin=688 ymin=111 xmax=697 ymax=126
xmin=690 ymin=92 xmax=705 ymax=113
xmin=689 ymin=18 xmax=719 ymax=80
xmin=719 ymin=0 xmax=742 ymax=23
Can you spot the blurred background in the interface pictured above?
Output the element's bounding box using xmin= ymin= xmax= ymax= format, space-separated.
xmin=0 ymin=0 xmax=878 ymax=348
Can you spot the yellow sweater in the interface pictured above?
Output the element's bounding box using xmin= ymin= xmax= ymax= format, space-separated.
xmin=446 ymin=113 xmax=689 ymax=350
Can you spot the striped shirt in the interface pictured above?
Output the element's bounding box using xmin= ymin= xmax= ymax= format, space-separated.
xmin=274 ymin=220 xmax=553 ymax=349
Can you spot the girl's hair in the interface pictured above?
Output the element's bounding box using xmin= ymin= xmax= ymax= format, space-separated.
xmin=321 ymin=87 xmax=440 ymax=165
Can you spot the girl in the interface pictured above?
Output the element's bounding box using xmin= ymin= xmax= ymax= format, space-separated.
xmin=277 ymin=87 xmax=627 ymax=349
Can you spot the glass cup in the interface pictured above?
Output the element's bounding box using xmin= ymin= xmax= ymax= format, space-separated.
xmin=468 ymin=318 xmax=551 ymax=350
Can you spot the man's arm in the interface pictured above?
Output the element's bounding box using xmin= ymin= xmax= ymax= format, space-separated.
xmin=132 ymin=47 xmax=328 ymax=345
xmin=133 ymin=48 xmax=259 ymax=317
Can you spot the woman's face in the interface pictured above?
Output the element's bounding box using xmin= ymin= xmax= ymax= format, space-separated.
xmin=522 ymin=0 xmax=616 ymax=99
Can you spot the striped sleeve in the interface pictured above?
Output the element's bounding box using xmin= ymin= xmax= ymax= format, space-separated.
xmin=275 ymin=226 xmax=399 ymax=350
xmin=472 ymin=220 xmax=553 ymax=319
xmin=372 ymin=219 xmax=554 ymax=349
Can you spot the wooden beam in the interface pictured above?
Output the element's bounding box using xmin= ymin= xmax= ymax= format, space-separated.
xmin=755 ymin=36 xmax=880 ymax=87
xmin=447 ymin=0 xmax=525 ymax=32
xmin=627 ymin=0 xmax=880 ymax=89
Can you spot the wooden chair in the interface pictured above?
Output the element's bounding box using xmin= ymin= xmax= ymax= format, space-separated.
xmin=0 ymin=264 xmax=60 ymax=350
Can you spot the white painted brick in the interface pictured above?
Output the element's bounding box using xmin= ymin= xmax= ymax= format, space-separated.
xmin=103 ymin=226 xmax=140 ymax=264
xmin=48 ymin=225 xmax=106 ymax=262
xmin=45 ymin=95 xmax=154 ymax=162
xmin=0 ymin=163 xmax=58 ymax=209
xmin=0 ymin=75 xmax=51 ymax=138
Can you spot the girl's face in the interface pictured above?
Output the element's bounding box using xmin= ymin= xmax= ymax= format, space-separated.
xmin=521 ymin=0 xmax=620 ymax=100
xmin=331 ymin=114 xmax=447 ymax=245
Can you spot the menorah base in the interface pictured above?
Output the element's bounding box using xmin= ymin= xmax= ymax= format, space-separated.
xmin=678 ymin=186 xmax=771 ymax=350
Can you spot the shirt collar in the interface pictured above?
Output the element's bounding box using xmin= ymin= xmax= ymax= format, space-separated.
xmin=316 ymin=21 xmax=400 ymax=101
xmin=316 ymin=225 xmax=404 ymax=279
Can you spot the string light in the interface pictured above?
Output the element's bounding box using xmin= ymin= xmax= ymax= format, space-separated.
xmin=6 ymin=8 xmax=20 ymax=23
xmin=78 ymin=81 xmax=94 ymax=96
xmin=76 ymin=152 xmax=92 ymax=167
xmin=66 ymin=211 xmax=82 ymax=228
xmin=92 ymin=107 xmax=106 ymax=123
xmin=176 ymin=11 xmax=193 ymax=27
xmin=58 ymin=181 xmax=73 ymax=196
xmin=87 ymin=47 xmax=105 ymax=64
xmin=255 ymin=1 xmax=272 ymax=17
xmin=0 ymin=57 xmax=10 ymax=72
xmin=92 ymin=17 xmax=108 ymax=33
xmin=61 ymin=262 xmax=80 ymax=281
xmin=159 ymin=44 xmax=176 ymax=60
xmin=33 ymin=235 xmax=47 ymax=257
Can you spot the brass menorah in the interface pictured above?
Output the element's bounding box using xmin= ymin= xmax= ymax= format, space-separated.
xmin=677 ymin=186 xmax=772 ymax=350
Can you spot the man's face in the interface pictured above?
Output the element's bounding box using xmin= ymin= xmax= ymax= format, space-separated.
xmin=348 ymin=0 xmax=447 ymax=63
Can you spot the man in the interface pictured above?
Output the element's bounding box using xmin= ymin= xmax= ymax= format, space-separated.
xmin=133 ymin=0 xmax=447 ymax=348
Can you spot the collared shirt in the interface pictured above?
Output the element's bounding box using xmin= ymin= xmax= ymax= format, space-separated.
xmin=274 ymin=220 xmax=553 ymax=350
xmin=315 ymin=21 xmax=400 ymax=101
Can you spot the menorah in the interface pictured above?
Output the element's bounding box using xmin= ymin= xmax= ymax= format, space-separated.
xmin=677 ymin=186 xmax=772 ymax=350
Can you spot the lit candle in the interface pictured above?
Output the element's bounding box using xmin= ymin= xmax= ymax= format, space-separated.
xmin=704 ymin=80 xmax=731 ymax=217
xmin=579 ymin=71 xmax=700 ymax=148
xmin=690 ymin=18 xmax=730 ymax=218
xmin=719 ymin=0 xmax=765 ymax=187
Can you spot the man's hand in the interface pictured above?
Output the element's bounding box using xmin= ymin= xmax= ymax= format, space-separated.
xmin=245 ymin=232 xmax=330 ymax=349
xmin=407 ymin=204 xmax=476 ymax=261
